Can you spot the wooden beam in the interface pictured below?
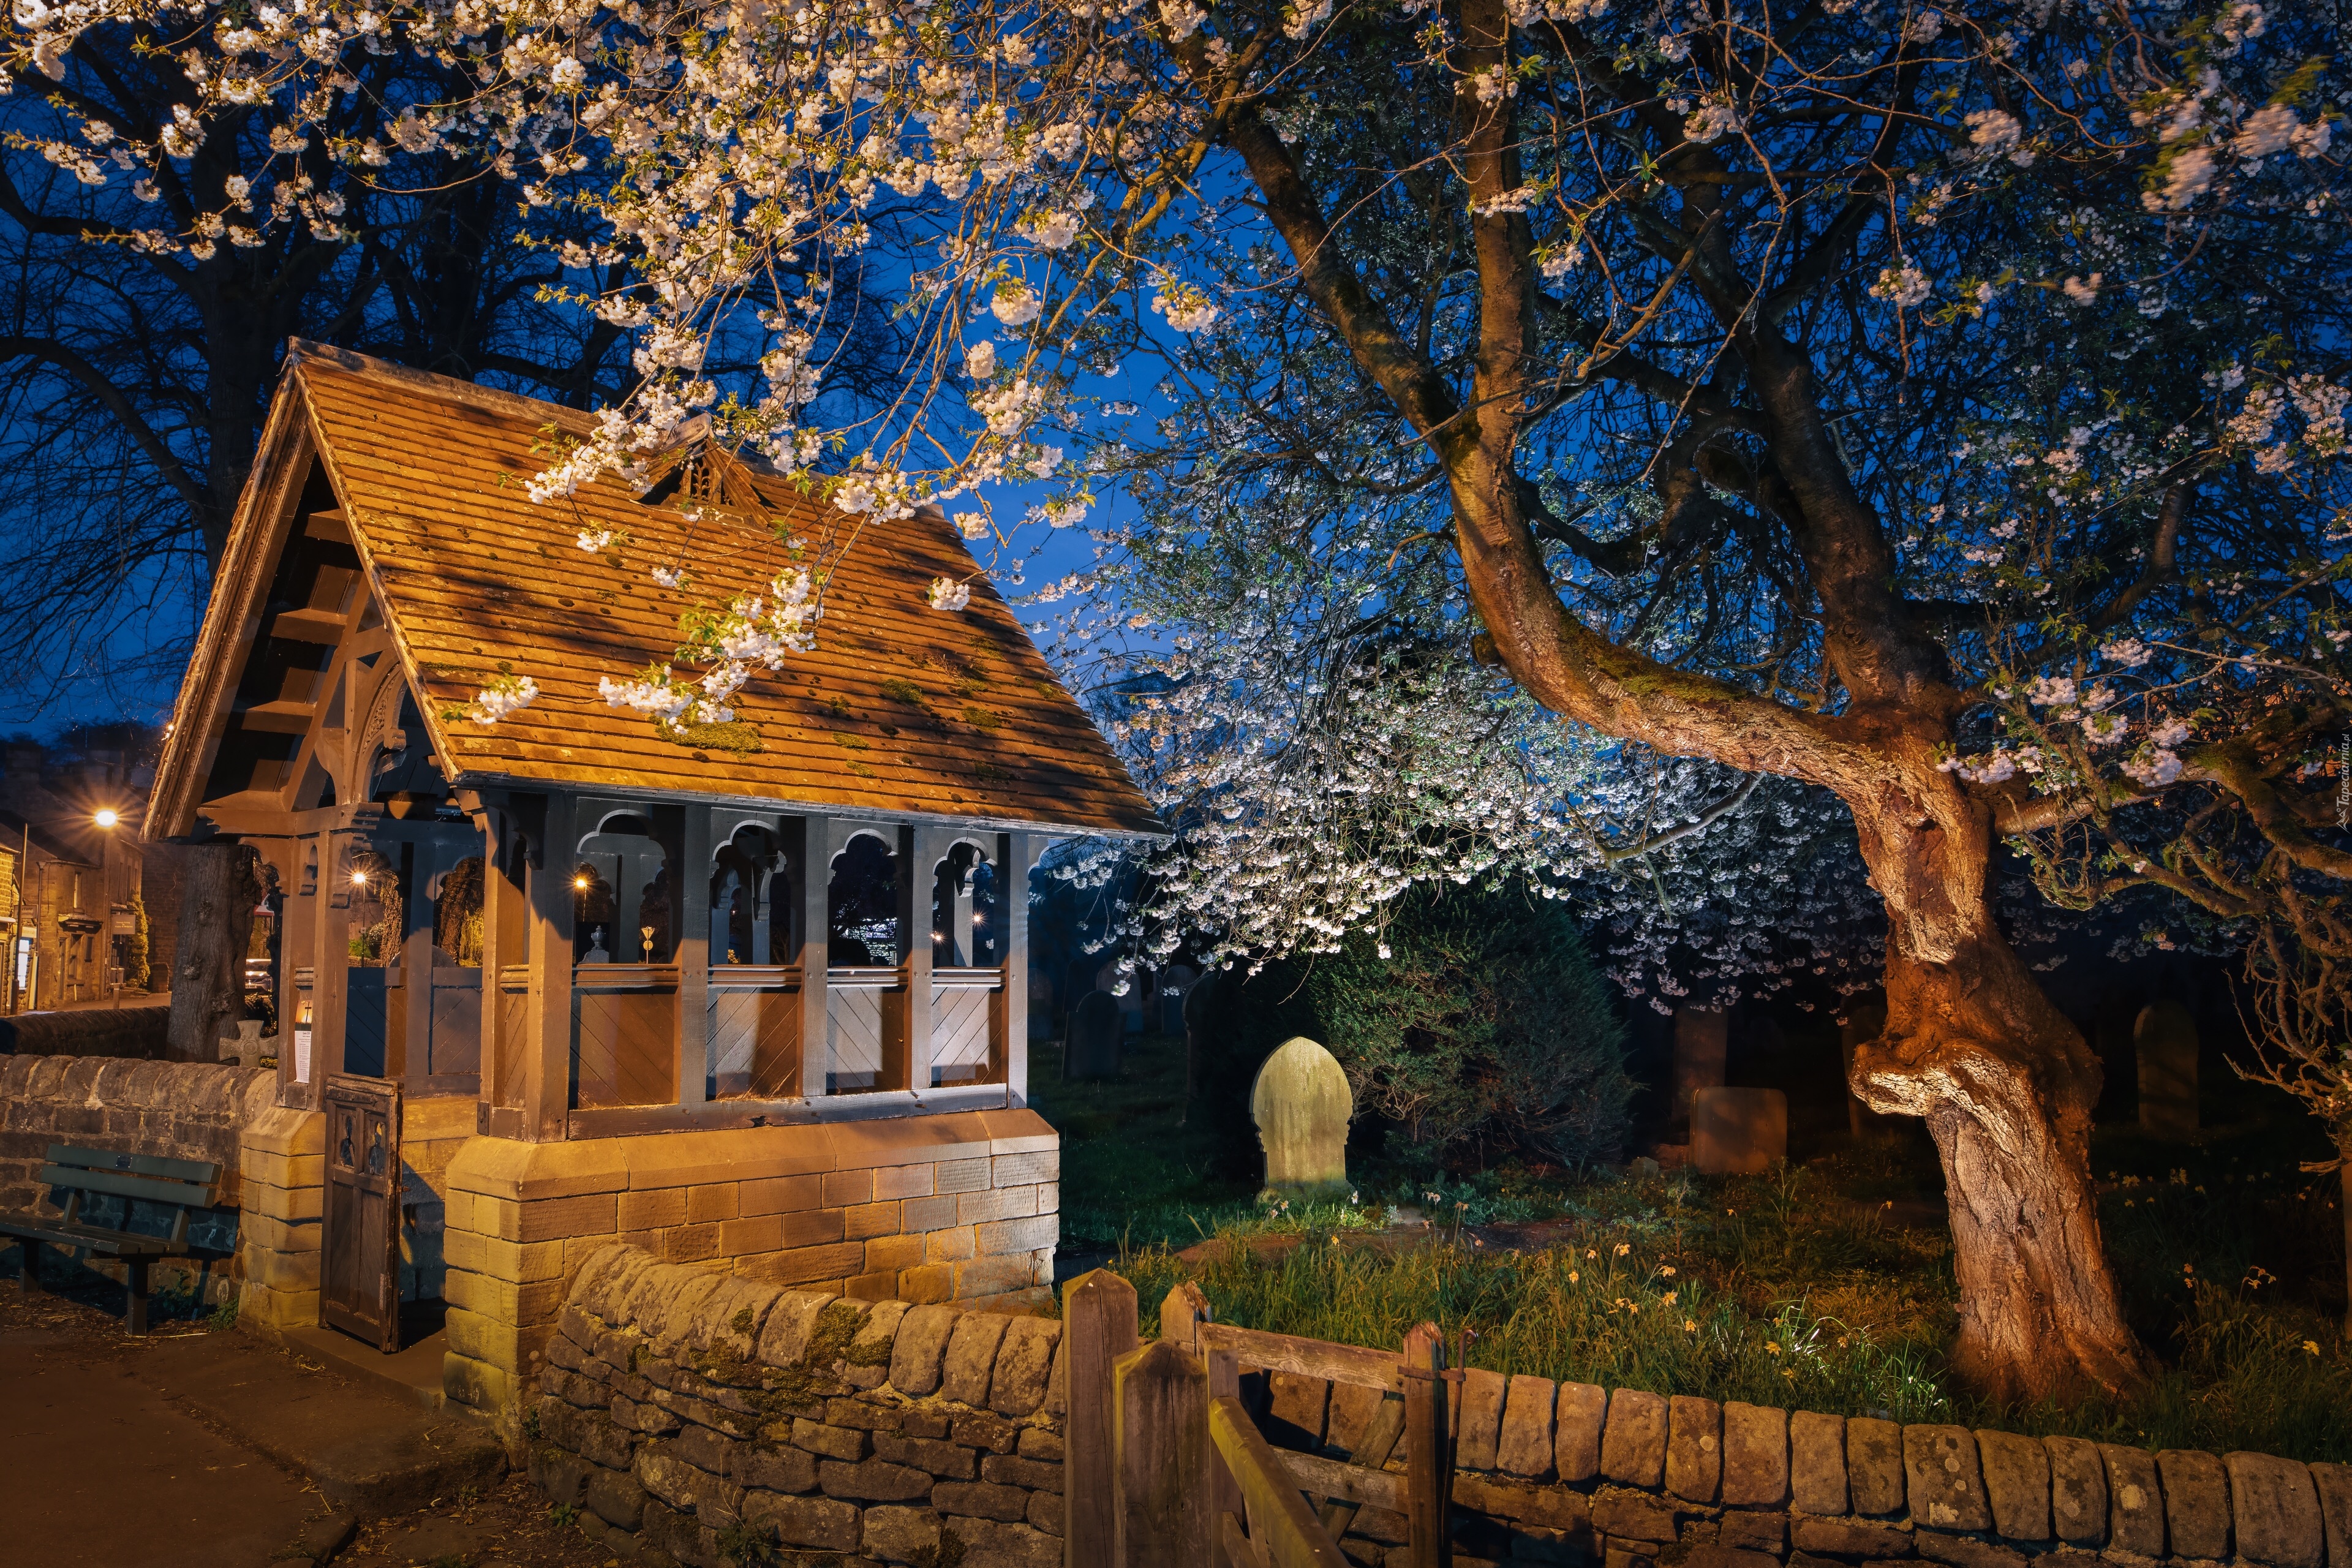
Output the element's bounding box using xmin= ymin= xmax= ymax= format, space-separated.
xmin=1198 ymin=1322 xmax=1405 ymax=1394
xmin=1207 ymin=1396 xmax=1352 ymax=1568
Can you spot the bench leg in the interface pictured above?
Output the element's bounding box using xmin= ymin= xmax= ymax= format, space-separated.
xmin=126 ymin=1257 xmax=149 ymax=1336
xmin=17 ymin=1238 xmax=35 ymax=1296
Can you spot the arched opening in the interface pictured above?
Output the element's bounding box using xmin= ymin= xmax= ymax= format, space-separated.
xmin=827 ymin=832 xmax=900 ymax=966
xmin=434 ymin=856 xmax=484 ymax=967
xmin=711 ymin=825 xmax=788 ymax=965
xmin=575 ymin=815 xmax=673 ymax=963
xmin=931 ymin=840 xmax=1001 ymax=969
xmin=343 ymin=846 xmax=401 ymax=1077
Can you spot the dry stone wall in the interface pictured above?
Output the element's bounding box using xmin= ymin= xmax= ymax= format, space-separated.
xmin=527 ymin=1241 xmax=1066 ymax=1568
xmin=0 ymin=1055 xmax=274 ymax=1303
xmin=1270 ymin=1366 xmax=2352 ymax=1568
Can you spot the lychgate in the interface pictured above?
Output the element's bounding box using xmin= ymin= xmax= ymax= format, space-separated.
xmin=146 ymin=340 xmax=1159 ymax=1423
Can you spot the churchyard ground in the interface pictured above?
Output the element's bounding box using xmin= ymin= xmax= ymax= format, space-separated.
xmin=1031 ymin=1027 xmax=2352 ymax=1462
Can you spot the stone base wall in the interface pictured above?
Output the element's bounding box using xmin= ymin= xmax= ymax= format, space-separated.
xmin=0 ymin=1055 xmax=274 ymax=1307
xmin=1264 ymin=1370 xmax=2352 ymax=1568
xmin=440 ymin=1108 xmax=1060 ymax=1431
xmin=236 ymin=1104 xmax=325 ymax=1330
xmin=398 ymin=1095 xmax=472 ymax=1303
xmin=527 ymin=1242 xmax=1064 ymax=1568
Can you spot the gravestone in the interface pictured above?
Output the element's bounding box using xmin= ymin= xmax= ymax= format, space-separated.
xmin=1839 ymin=996 xmax=1899 ymax=1140
xmin=1692 ymin=1087 xmax=1789 ymax=1175
xmin=1250 ymin=1036 xmax=1353 ymax=1200
xmin=2135 ymin=1000 xmax=2198 ymax=1139
xmin=1065 ymin=989 xmax=1124 ymax=1081
xmin=1672 ymin=1007 xmax=1727 ymax=1127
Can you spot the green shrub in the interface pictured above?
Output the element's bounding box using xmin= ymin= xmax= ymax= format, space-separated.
xmin=1301 ymin=884 xmax=1635 ymax=1164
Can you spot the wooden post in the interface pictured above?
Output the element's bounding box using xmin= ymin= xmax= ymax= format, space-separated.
xmin=1113 ymin=1338 xmax=1212 ymax=1568
xmin=1160 ymin=1280 xmax=1210 ymax=1350
xmin=1063 ymin=1268 xmax=1139 ymax=1568
xmin=675 ymin=805 xmax=712 ymax=1107
xmin=792 ymin=814 xmax=829 ymax=1100
xmin=995 ymin=832 xmax=1039 ymax=1103
xmin=523 ymin=792 xmax=576 ymax=1140
xmin=315 ymin=828 xmax=355 ymax=1091
xmin=899 ymin=824 xmax=936 ymax=1092
xmin=1402 ymin=1321 xmax=1450 ymax=1568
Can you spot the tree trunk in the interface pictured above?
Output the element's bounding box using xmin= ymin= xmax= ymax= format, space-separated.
xmin=1841 ymin=742 xmax=2146 ymax=1402
xmin=165 ymin=842 xmax=259 ymax=1063
xmin=2341 ymin=1160 xmax=2351 ymax=1341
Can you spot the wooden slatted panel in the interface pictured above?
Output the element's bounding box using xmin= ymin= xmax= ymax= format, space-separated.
xmin=827 ymin=985 xmax=884 ymax=1093
xmin=574 ymin=989 xmax=678 ymax=1109
xmin=430 ymin=978 xmax=481 ymax=1076
xmin=707 ymin=987 xmax=803 ymax=1098
xmin=931 ymin=982 xmax=994 ymax=1085
xmin=496 ymin=987 xmax=528 ymax=1106
xmin=345 ymin=969 xmax=388 ymax=1077
xmin=287 ymin=345 xmax=1161 ymax=837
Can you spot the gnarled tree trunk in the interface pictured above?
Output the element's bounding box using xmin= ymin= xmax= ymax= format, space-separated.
xmin=165 ymin=841 xmax=259 ymax=1063
xmin=1840 ymin=743 xmax=2144 ymax=1402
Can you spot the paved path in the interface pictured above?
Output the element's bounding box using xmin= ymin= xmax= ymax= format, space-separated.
xmin=1 ymin=1321 xmax=328 ymax=1568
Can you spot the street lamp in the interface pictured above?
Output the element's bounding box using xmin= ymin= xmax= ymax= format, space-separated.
xmin=92 ymin=807 xmax=119 ymax=1006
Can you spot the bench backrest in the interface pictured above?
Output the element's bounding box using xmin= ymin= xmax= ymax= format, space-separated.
xmin=40 ymin=1144 xmax=222 ymax=1230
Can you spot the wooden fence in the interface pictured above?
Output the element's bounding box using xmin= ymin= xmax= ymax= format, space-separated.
xmin=1063 ymin=1269 xmax=1463 ymax=1568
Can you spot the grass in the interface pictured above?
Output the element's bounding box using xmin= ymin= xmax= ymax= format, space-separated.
xmin=1033 ymin=1028 xmax=2352 ymax=1461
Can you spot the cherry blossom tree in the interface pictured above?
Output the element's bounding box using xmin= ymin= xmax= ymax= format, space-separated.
xmin=15 ymin=0 xmax=2348 ymax=1398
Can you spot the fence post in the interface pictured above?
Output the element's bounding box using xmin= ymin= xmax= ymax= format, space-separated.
xmin=1064 ymin=1268 xmax=1140 ymax=1568
xmin=1403 ymin=1320 xmax=1452 ymax=1568
xmin=1161 ymin=1278 xmax=1211 ymax=1349
xmin=1114 ymin=1338 xmax=1213 ymax=1567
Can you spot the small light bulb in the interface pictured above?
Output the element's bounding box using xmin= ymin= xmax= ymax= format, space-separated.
xmin=92 ymin=808 xmax=119 ymax=828
xmin=350 ymin=869 xmax=368 ymax=887
xmin=574 ymin=873 xmax=590 ymax=890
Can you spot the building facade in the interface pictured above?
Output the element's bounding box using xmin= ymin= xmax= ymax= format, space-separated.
xmin=146 ymin=342 xmax=1159 ymax=1423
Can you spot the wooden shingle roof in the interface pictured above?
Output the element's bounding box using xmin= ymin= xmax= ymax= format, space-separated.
xmin=160 ymin=341 xmax=1161 ymax=839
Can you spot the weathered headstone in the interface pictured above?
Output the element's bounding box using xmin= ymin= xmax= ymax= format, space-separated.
xmin=1692 ymin=1087 xmax=1789 ymax=1175
xmin=1672 ymin=1006 xmax=1728 ymax=1126
xmin=1839 ymin=995 xmax=1899 ymax=1140
xmin=2135 ymin=999 xmax=2198 ymax=1139
xmin=1250 ymin=1036 xmax=1353 ymax=1200
xmin=1065 ymin=989 xmax=1124 ymax=1081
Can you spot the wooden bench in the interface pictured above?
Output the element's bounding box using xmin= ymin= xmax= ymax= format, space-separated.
xmin=0 ymin=1144 xmax=224 ymax=1335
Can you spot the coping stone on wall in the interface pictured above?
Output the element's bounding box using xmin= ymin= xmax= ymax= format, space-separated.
xmin=1790 ymin=1409 xmax=1849 ymax=1517
xmin=2043 ymin=1436 xmax=2108 ymax=1548
xmin=2101 ymin=1442 xmax=2167 ymax=1557
xmin=1556 ymin=1382 xmax=1607 ymax=1484
xmin=2226 ymin=1450 xmax=2323 ymax=1568
xmin=1602 ymin=1388 xmax=1670 ymax=1489
xmin=2157 ymin=1449 xmax=2231 ymax=1562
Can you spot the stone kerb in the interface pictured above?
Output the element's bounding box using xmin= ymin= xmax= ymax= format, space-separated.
xmin=525 ymin=1241 xmax=1066 ymax=1568
xmin=0 ymin=1055 xmax=279 ymax=1309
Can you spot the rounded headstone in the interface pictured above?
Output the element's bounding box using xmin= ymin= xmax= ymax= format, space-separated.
xmin=1249 ymin=1036 xmax=1353 ymax=1199
xmin=1064 ymin=990 xmax=1124 ymax=1081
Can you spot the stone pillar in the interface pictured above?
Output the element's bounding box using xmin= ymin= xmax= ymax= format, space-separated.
xmin=236 ymin=1104 xmax=326 ymax=1330
xmin=1671 ymin=1007 xmax=1727 ymax=1129
xmin=2135 ymin=1000 xmax=2199 ymax=1139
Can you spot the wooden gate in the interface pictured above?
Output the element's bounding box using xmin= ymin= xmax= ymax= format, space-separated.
xmin=321 ymin=1072 xmax=403 ymax=1352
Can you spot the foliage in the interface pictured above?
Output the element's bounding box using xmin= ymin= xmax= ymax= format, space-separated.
xmin=546 ymin=1502 xmax=581 ymax=1529
xmin=1109 ymin=1148 xmax=2352 ymax=1458
xmin=125 ymin=887 xmax=149 ymax=993
xmin=1298 ymin=884 xmax=1634 ymax=1163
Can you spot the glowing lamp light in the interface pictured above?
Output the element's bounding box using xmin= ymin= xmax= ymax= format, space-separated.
xmin=350 ymin=869 xmax=368 ymax=888
xmin=574 ymin=873 xmax=590 ymax=890
xmin=92 ymin=808 xmax=119 ymax=829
